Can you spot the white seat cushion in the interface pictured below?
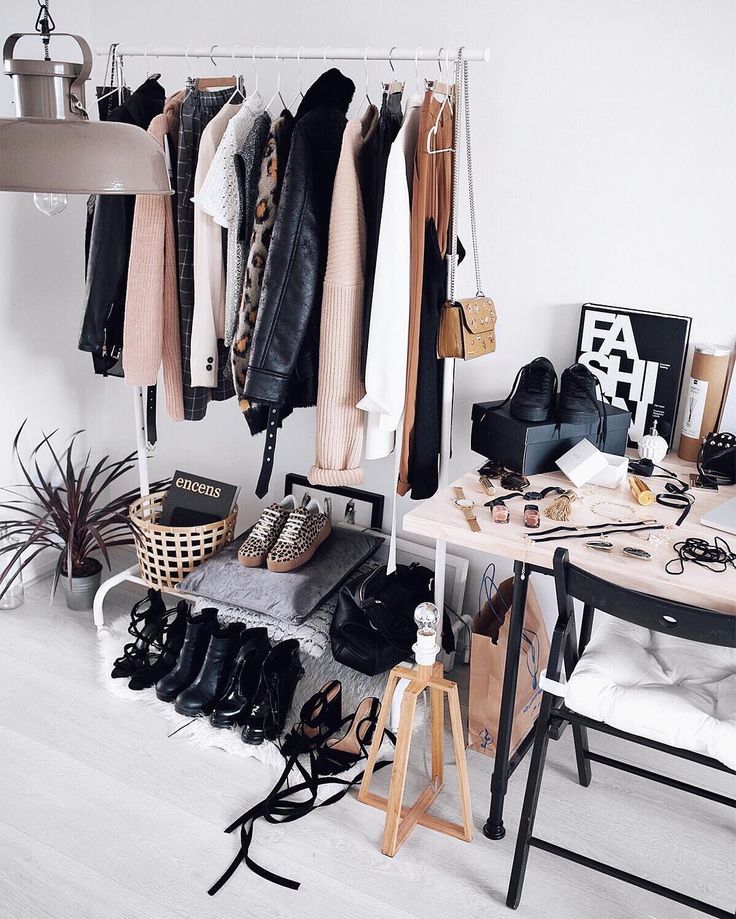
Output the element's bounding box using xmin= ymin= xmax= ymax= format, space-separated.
xmin=565 ymin=614 xmax=736 ymax=770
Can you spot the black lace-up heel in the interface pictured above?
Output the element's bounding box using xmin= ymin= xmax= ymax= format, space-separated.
xmin=280 ymin=680 xmax=342 ymax=757
xmin=128 ymin=601 xmax=189 ymax=691
xmin=314 ymin=696 xmax=382 ymax=776
xmin=110 ymin=589 xmax=167 ymax=679
xmin=208 ymin=693 xmax=391 ymax=896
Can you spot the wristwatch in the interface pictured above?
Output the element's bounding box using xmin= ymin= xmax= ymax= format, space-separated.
xmin=453 ymin=486 xmax=481 ymax=532
xmin=479 ymin=475 xmax=496 ymax=497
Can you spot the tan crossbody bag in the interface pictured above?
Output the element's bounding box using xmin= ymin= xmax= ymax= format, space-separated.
xmin=437 ymin=60 xmax=496 ymax=360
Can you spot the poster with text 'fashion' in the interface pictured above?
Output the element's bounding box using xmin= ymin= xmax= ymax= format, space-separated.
xmin=575 ymin=303 xmax=691 ymax=447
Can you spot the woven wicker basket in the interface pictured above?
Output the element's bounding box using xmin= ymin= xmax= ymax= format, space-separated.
xmin=129 ymin=490 xmax=238 ymax=589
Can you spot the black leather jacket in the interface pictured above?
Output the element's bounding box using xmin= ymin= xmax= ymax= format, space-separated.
xmin=78 ymin=77 xmax=165 ymax=375
xmin=243 ymin=69 xmax=354 ymax=413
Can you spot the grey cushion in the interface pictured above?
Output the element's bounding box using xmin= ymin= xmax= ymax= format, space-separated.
xmin=178 ymin=527 xmax=383 ymax=623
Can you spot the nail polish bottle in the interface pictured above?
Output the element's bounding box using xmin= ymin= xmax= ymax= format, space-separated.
xmin=524 ymin=504 xmax=540 ymax=528
xmin=492 ymin=503 xmax=510 ymax=524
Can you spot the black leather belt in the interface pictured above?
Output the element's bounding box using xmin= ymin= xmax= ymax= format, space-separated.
xmin=255 ymin=406 xmax=280 ymax=498
xmin=146 ymin=385 xmax=158 ymax=448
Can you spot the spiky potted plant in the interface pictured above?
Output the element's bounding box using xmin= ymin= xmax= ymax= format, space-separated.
xmin=0 ymin=424 xmax=153 ymax=611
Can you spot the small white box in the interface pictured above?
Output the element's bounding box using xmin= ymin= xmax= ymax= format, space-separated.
xmin=589 ymin=452 xmax=629 ymax=489
xmin=555 ymin=438 xmax=609 ymax=487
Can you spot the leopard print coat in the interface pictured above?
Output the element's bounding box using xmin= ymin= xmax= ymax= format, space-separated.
xmin=231 ymin=111 xmax=294 ymax=415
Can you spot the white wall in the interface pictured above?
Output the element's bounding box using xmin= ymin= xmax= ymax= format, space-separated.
xmin=1 ymin=0 xmax=734 ymax=605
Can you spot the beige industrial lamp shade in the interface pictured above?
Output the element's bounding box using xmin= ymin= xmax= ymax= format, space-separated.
xmin=0 ymin=117 xmax=173 ymax=194
xmin=1 ymin=28 xmax=172 ymax=196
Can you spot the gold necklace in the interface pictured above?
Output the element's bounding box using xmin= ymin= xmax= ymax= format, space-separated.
xmin=590 ymin=501 xmax=638 ymax=523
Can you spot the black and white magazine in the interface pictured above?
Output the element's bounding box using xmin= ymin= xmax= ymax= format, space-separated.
xmin=575 ymin=303 xmax=691 ymax=446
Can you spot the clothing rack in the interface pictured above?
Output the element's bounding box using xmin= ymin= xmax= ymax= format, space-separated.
xmin=96 ymin=46 xmax=490 ymax=63
xmin=92 ymin=44 xmax=490 ymax=634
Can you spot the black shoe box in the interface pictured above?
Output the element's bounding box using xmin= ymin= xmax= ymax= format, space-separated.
xmin=470 ymin=401 xmax=632 ymax=476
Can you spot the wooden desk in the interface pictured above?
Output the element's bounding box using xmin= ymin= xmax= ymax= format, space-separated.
xmin=403 ymin=455 xmax=736 ymax=840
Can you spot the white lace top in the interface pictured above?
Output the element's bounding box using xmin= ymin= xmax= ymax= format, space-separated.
xmin=194 ymin=94 xmax=267 ymax=351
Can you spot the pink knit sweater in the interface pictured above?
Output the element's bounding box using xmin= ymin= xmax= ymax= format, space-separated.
xmin=308 ymin=107 xmax=378 ymax=487
xmin=123 ymin=92 xmax=185 ymax=422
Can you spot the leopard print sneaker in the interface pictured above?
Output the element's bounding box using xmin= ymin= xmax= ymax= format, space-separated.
xmin=238 ymin=496 xmax=296 ymax=568
xmin=266 ymin=500 xmax=332 ymax=573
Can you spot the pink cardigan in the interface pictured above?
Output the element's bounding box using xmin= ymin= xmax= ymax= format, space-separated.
xmin=308 ymin=107 xmax=378 ymax=486
xmin=123 ymin=92 xmax=185 ymax=422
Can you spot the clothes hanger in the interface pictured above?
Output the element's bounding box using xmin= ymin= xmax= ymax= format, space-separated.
xmin=414 ymin=47 xmax=422 ymax=95
xmin=183 ymin=44 xmax=196 ymax=99
xmin=266 ymin=46 xmax=288 ymax=113
xmin=250 ymin=45 xmax=261 ymax=97
xmin=382 ymin=46 xmax=405 ymax=97
xmin=287 ymin=45 xmax=304 ymax=111
xmin=352 ymin=47 xmax=373 ymax=118
xmin=224 ymin=45 xmax=246 ymax=104
xmin=96 ymin=43 xmax=130 ymax=104
xmin=426 ymin=45 xmax=454 ymax=98
xmin=194 ymin=44 xmax=237 ymax=90
xmin=142 ymin=44 xmax=161 ymax=82
xmin=426 ymin=47 xmax=455 ymax=155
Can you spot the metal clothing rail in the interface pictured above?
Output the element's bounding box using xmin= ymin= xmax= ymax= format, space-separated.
xmin=95 ymin=45 xmax=490 ymax=63
xmin=92 ymin=44 xmax=488 ymax=634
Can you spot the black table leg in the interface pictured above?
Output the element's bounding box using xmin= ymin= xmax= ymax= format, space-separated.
xmin=483 ymin=559 xmax=529 ymax=840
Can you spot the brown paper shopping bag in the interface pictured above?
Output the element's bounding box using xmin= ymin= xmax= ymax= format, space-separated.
xmin=467 ymin=576 xmax=550 ymax=758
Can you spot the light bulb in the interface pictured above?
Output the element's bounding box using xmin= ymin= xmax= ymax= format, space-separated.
xmin=414 ymin=602 xmax=439 ymax=636
xmin=33 ymin=192 xmax=68 ymax=216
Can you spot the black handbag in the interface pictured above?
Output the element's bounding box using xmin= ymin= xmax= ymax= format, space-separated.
xmin=697 ymin=431 xmax=736 ymax=486
xmin=330 ymin=563 xmax=454 ymax=676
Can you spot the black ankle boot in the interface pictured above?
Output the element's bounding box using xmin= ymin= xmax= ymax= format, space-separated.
xmin=504 ymin=356 xmax=558 ymax=422
xmin=174 ymin=623 xmax=245 ymax=717
xmin=241 ymin=639 xmax=304 ymax=745
xmin=128 ymin=601 xmax=189 ymax=691
xmin=155 ymin=607 xmax=219 ymax=702
xmin=111 ymin=589 xmax=167 ymax=679
xmin=558 ymin=362 xmax=608 ymax=443
xmin=210 ymin=628 xmax=272 ymax=729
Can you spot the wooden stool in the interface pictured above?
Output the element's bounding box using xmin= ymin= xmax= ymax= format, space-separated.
xmin=358 ymin=660 xmax=473 ymax=857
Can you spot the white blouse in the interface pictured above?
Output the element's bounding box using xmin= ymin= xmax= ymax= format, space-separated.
xmin=357 ymin=94 xmax=422 ymax=458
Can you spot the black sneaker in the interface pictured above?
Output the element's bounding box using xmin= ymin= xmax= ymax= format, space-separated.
xmin=558 ymin=363 xmax=608 ymax=444
xmin=502 ymin=356 xmax=558 ymax=422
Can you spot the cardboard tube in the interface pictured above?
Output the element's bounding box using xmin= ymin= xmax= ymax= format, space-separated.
xmin=678 ymin=344 xmax=731 ymax=462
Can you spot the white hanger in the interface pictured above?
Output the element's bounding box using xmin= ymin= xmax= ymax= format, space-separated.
xmin=288 ymin=45 xmax=305 ymax=111
xmin=249 ymin=45 xmax=260 ymax=97
xmin=352 ymin=46 xmax=372 ymax=118
xmin=96 ymin=43 xmax=129 ymax=104
xmin=426 ymin=48 xmax=455 ymax=155
xmin=383 ymin=45 xmax=405 ymax=95
xmin=414 ymin=46 xmax=422 ymax=95
xmin=182 ymin=44 xmax=195 ymax=99
xmin=225 ymin=44 xmax=246 ymax=104
xmin=266 ymin=46 xmax=287 ymax=113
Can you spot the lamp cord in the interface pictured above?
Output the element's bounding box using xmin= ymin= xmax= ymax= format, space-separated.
xmin=35 ymin=0 xmax=55 ymax=61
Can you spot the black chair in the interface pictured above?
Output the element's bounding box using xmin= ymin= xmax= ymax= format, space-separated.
xmin=507 ymin=547 xmax=736 ymax=918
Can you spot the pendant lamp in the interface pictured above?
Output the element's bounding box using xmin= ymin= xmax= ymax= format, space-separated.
xmin=0 ymin=5 xmax=171 ymax=214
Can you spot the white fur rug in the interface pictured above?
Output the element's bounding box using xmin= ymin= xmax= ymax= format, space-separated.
xmin=98 ymin=614 xmax=389 ymax=774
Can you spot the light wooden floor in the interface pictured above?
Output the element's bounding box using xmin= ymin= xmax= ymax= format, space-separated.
xmin=0 ymin=580 xmax=733 ymax=919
